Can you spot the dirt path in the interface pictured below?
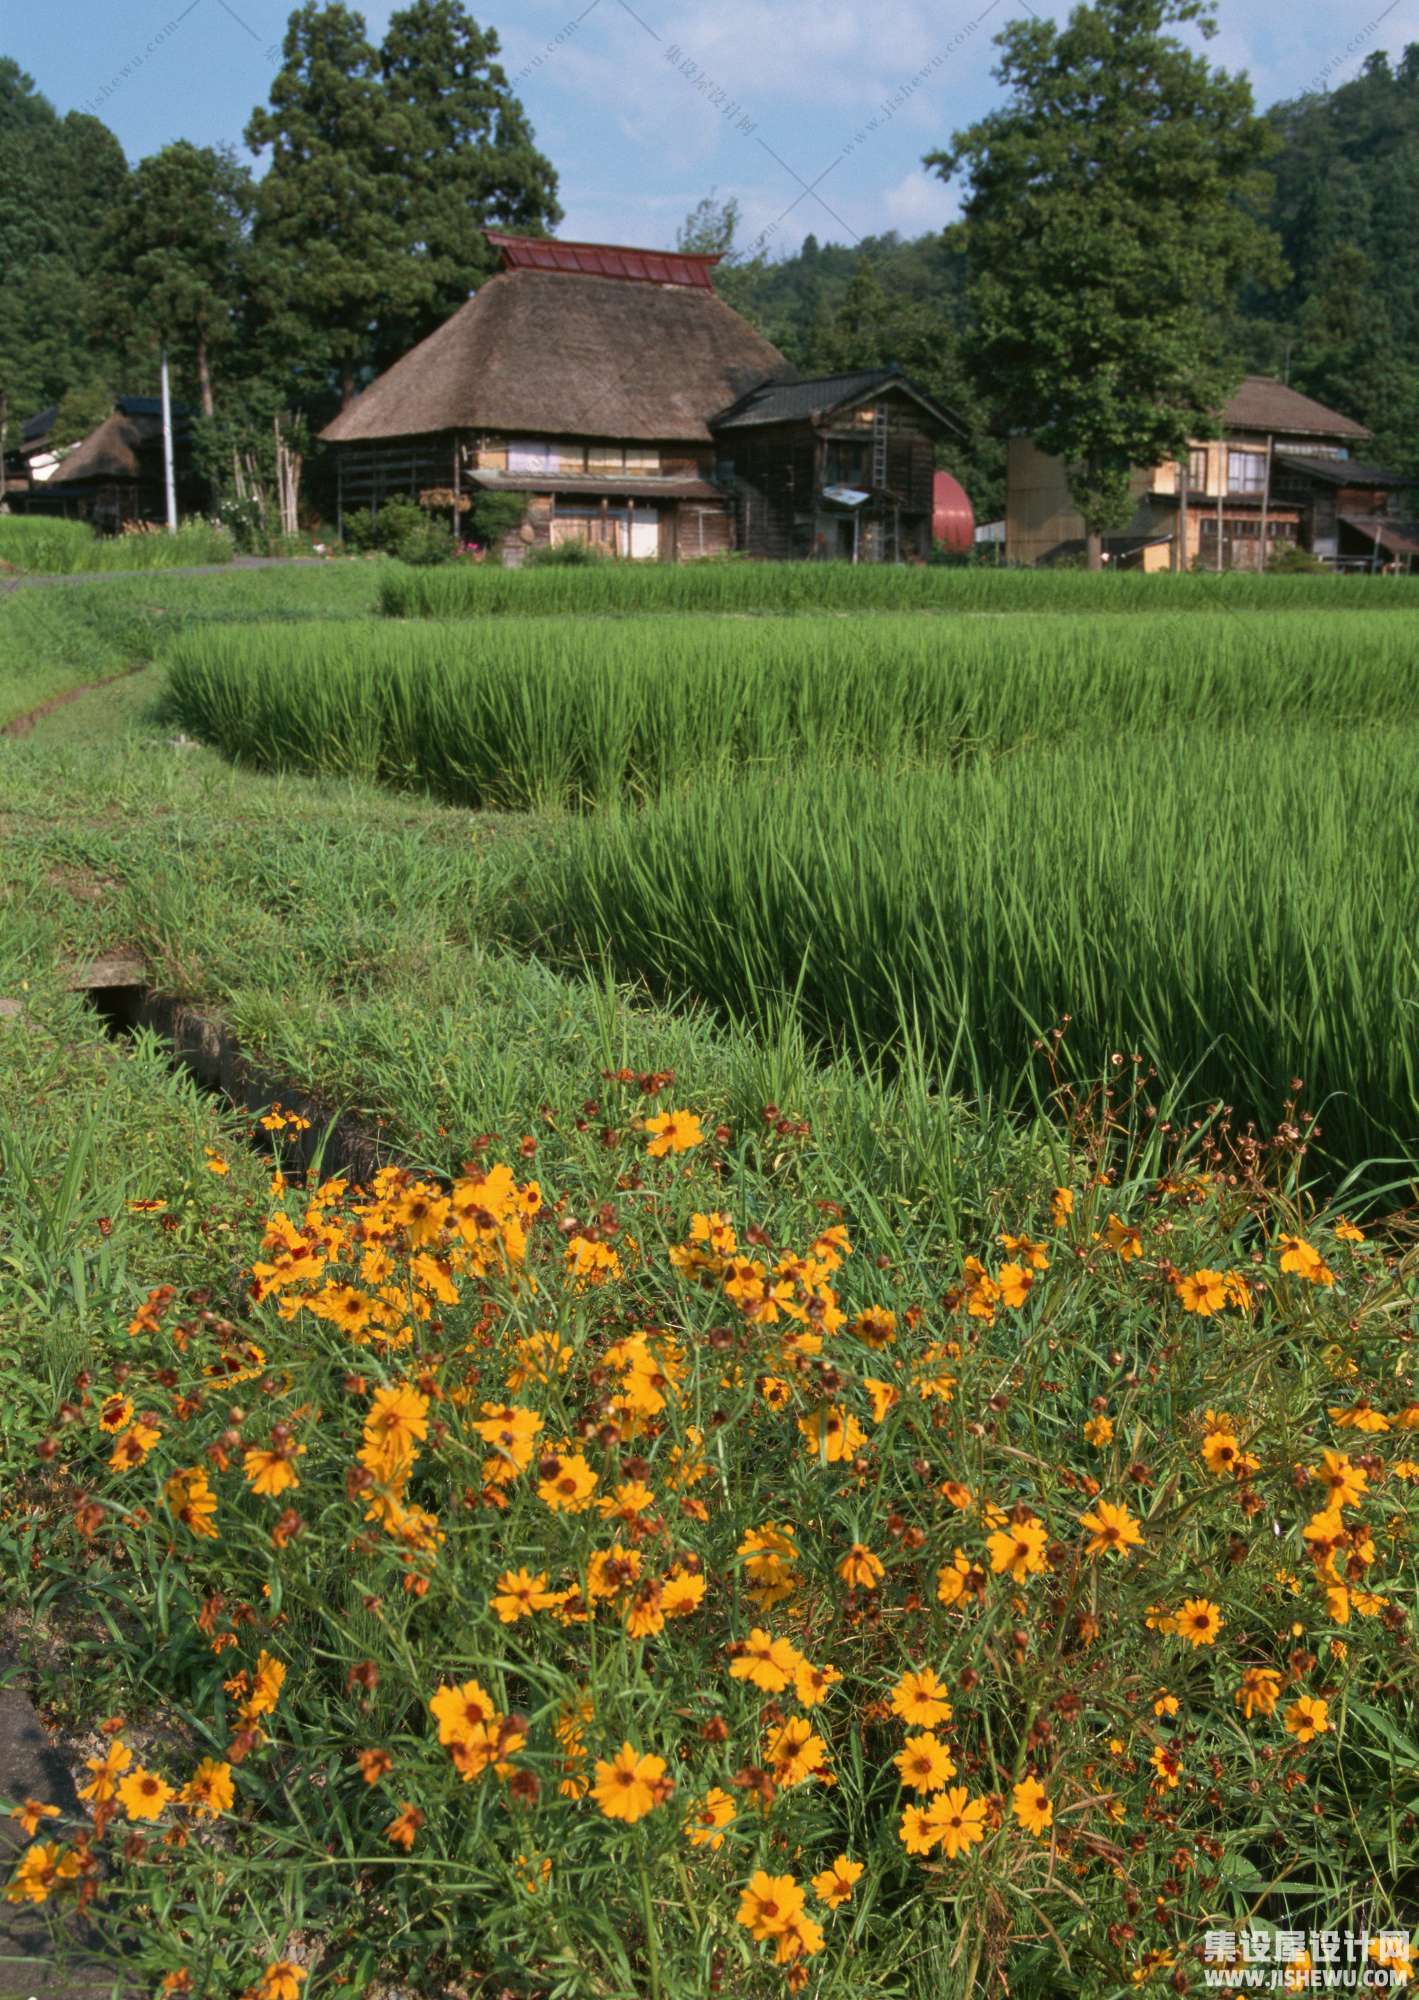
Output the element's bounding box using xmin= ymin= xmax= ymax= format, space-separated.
xmin=0 ymin=555 xmax=331 ymax=594
xmin=1 ymin=666 xmax=147 ymax=739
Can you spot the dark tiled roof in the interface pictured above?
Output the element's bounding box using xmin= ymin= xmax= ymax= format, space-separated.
xmin=712 ymin=368 xmax=901 ymax=429
xmin=1274 ymin=451 xmax=1409 ymax=488
xmin=1222 ymin=377 xmax=1368 ymax=440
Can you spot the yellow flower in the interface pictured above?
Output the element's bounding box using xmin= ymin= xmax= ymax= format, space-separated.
xmin=243 ymin=1442 xmax=305 ymax=1497
xmin=1283 ymin=1696 xmax=1330 ymax=1743
xmin=591 ymin=1742 xmax=668 ymax=1823
xmin=797 ymin=1404 xmax=866 ymax=1463
xmin=1149 ymin=1745 xmax=1182 ymax=1791
xmin=164 ymin=1467 xmax=219 ymax=1538
xmin=1079 ymin=1500 xmax=1143 ymax=1561
xmin=685 ymin=1787 xmax=736 ymax=1849
xmin=729 ymin=1628 xmax=803 ymax=1693
xmin=643 ymin=1110 xmax=704 ymax=1157
xmin=764 ymin=1716 xmax=827 ymax=1788
xmin=118 ymin=1766 xmax=176 ymax=1822
xmin=812 ymin=1855 xmax=863 ymax=1908
xmin=537 ymin=1451 xmax=598 ymax=1513
xmin=181 ymin=1759 xmax=235 ymax=1818
xmin=429 ymin=1678 xmax=497 ymax=1747
xmin=246 ymin=1652 xmax=287 ymax=1717
xmin=894 ymin=1733 xmax=957 ymax=1793
xmin=9 ymin=1799 xmax=59 ymax=1838
xmin=242 ymin=1963 xmax=307 ymax=2000
xmin=986 ymin=1514 xmax=1050 ymax=1579
xmin=1277 ymin=1234 xmax=1335 ymax=1287
xmin=1310 ymin=1450 xmax=1367 ymax=1510
xmin=793 ymin=1657 xmax=842 ymax=1707
xmin=76 ymin=1738 xmax=132 ymax=1804
xmin=1174 ymin=1597 xmax=1224 ymax=1647
xmin=1235 ymin=1667 xmax=1282 ymax=1719
xmin=1083 ymin=1414 xmax=1114 ymax=1447
xmin=1175 ymin=1269 xmax=1229 ymax=1315
xmin=1334 ymin=1217 xmax=1365 ymax=1244
xmin=4 ymin=1842 xmax=76 ymax=1906
xmin=737 ymin=1870 xmax=805 ymax=1941
xmin=899 ymin=1801 xmax=939 ymax=1854
xmin=1011 ymin=1778 xmax=1052 ymax=1836
xmin=890 ymin=1667 xmax=953 ymax=1729
xmin=1104 ymin=1214 xmax=1142 ymax=1260
xmin=490 ymin=1568 xmax=556 ymax=1623
xmin=927 ymin=1786 xmax=989 ymax=1859
xmin=1051 ymin=1187 xmax=1074 ymax=1228
xmin=1201 ymin=1430 xmax=1258 ymax=1478
xmin=837 ymin=1542 xmax=884 ymax=1588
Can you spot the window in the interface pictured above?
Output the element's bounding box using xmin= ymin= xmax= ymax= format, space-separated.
xmin=623 ymin=446 xmax=660 ymax=477
xmin=1188 ymin=448 xmax=1208 ymax=490
xmin=508 ymin=440 xmax=557 ymax=473
xmin=1227 ymin=449 xmax=1266 ymax=495
xmin=826 ymin=441 xmax=869 ymax=486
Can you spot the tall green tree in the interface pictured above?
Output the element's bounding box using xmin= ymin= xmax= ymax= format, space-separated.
xmin=97 ymin=143 xmax=253 ymax=418
xmin=929 ymin=0 xmax=1283 ymax=566
xmin=246 ymin=4 xmax=427 ymax=408
xmin=0 ymin=61 xmax=128 ymax=415
xmin=378 ymin=0 xmax=561 ymax=360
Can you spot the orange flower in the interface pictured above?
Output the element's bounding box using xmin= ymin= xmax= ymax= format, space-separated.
xmin=986 ymin=1514 xmax=1049 ymax=1579
xmin=384 ymin=1803 xmax=425 ymax=1850
xmin=590 ymin=1742 xmax=669 ymax=1823
xmin=118 ymin=1767 xmax=176 ymax=1822
xmin=811 ymin=1855 xmax=863 ymax=1908
xmin=1174 ymin=1597 xmax=1224 ymax=1647
xmin=730 ymin=1629 xmax=802 ymax=1693
xmin=1078 ymin=1500 xmax=1144 ymax=1561
xmin=889 ymin=1667 xmax=953 ymax=1729
xmin=643 ymin=1110 xmax=704 ymax=1157
xmin=684 ymin=1787 xmax=736 ymax=1850
xmin=1283 ymin=1696 xmax=1330 ymax=1743
xmin=356 ymin=1748 xmax=394 ymax=1785
xmin=837 ymin=1542 xmax=884 ymax=1588
xmin=1011 ymin=1778 xmax=1052 ymax=1836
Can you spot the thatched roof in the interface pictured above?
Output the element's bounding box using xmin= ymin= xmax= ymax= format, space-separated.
xmin=47 ymin=412 xmax=147 ymax=484
xmin=321 ymin=261 xmax=791 ymax=447
xmin=1223 ymin=377 xmax=1368 ymax=440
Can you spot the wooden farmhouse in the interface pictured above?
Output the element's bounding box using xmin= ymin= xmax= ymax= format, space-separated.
xmin=320 ymin=233 xmax=966 ymax=562
xmin=6 ymin=397 xmax=202 ymax=530
xmin=1007 ymin=377 xmax=1417 ymax=571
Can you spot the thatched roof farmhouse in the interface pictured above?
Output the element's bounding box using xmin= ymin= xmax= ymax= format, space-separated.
xmin=321 ymin=233 xmax=965 ymax=562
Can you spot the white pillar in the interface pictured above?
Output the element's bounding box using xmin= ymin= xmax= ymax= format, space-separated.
xmin=160 ymin=348 xmax=177 ymax=533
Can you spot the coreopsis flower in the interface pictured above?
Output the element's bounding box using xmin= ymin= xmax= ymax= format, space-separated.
xmin=1103 ymin=1214 xmax=1142 ymax=1260
xmin=1175 ymin=1270 xmax=1229 ymax=1315
xmin=1334 ymin=1217 xmax=1366 ymax=1244
xmin=1277 ymin=1235 xmax=1335 ymax=1287
xmin=928 ymin=1786 xmax=989 ymax=1859
xmin=384 ymin=1804 xmax=424 ymax=1850
xmin=1050 ymin=1188 xmax=1073 ymax=1229
xmin=797 ymin=1404 xmax=866 ymax=1463
xmin=1328 ymin=1401 xmax=1390 ymax=1433
xmin=537 ymin=1451 xmax=598 ymax=1512
xmin=4 ymin=1841 xmax=77 ymax=1905
xmin=241 ymin=1962 xmax=306 ymax=2000
xmin=9 ymin=1798 xmax=59 ymax=1838
xmin=793 ymin=1657 xmax=842 ymax=1707
xmin=474 ymin=1402 xmax=543 ymax=1482
xmin=890 ymin=1668 xmax=953 ymax=1729
xmin=936 ymin=1549 xmax=985 ymax=1607
xmin=685 ymin=1787 xmax=736 ymax=1849
xmin=774 ymin=1911 xmax=825 ymax=1964
xmin=1174 ymin=1598 xmax=1224 ymax=1647
xmin=986 ymin=1514 xmax=1049 ymax=1579
xmin=490 ymin=1568 xmax=556 ymax=1623
xmin=164 ymin=1466 xmax=219 ymax=1539
xmin=1149 ymin=1745 xmax=1182 ymax=1790
xmin=77 ymin=1739 xmax=132 ymax=1804
xmin=765 ymin=1717 xmax=827 ymax=1788
xmin=812 ymin=1855 xmax=863 ymax=1908
xmin=109 ymin=1418 xmax=161 ymax=1469
xmin=429 ymin=1678 xmax=497 ymax=1747
xmin=97 ymin=1394 xmax=134 ymax=1434
xmin=737 ymin=1870 xmax=806 ymax=1942
xmin=181 ymin=1759 xmax=234 ymax=1818
xmin=1284 ymin=1696 xmax=1330 ymax=1743
xmin=1000 ymin=1230 xmax=1049 ymax=1271
xmin=566 ymin=1235 xmax=622 ymax=1284
xmin=591 ymin=1742 xmax=669 ymax=1823
xmin=894 ymin=1733 xmax=956 ymax=1793
xmin=246 ymin=1653 xmax=287 ymax=1718
xmin=1235 ymin=1667 xmax=1283 ymax=1719
xmin=356 ymin=1748 xmax=394 ymax=1785
xmin=730 ymin=1629 xmax=803 ymax=1693
xmin=899 ymin=1801 xmax=939 ymax=1854
xmin=1310 ymin=1450 xmax=1367 ymax=1509
xmin=1201 ymin=1430 xmax=1259 ymax=1478
xmin=1083 ymin=1415 xmax=1114 ymax=1448
xmin=1079 ymin=1500 xmax=1144 ymax=1561
xmin=864 ymin=1377 xmax=899 ymax=1423
xmin=643 ymin=1110 xmax=704 ymax=1157
xmin=118 ymin=1767 xmax=175 ymax=1822
xmin=243 ymin=1440 xmax=305 ymax=1497
xmin=997 ymin=1262 xmax=1033 ymax=1308
xmin=837 ymin=1542 xmax=884 ymax=1588
xmin=360 ymin=1383 xmax=429 ymax=1480
xmin=1011 ymin=1779 xmax=1052 ymax=1836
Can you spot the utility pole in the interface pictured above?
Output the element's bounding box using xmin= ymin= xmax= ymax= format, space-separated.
xmin=160 ymin=347 xmax=177 ymax=533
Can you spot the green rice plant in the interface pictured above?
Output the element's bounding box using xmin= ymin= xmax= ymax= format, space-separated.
xmin=380 ymin=556 xmax=1419 ymax=618
xmin=0 ymin=517 xmax=234 ymax=573
xmin=166 ymin=610 xmax=1419 ymax=810
xmin=514 ymin=727 xmax=1419 ymax=1175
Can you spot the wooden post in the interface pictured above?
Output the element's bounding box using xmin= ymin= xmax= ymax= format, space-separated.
xmin=336 ymin=452 xmax=344 ymax=540
xmin=628 ymin=495 xmax=635 ymax=561
xmin=1216 ymin=472 xmax=1224 ymax=574
xmin=452 ymin=430 xmax=460 ymax=544
xmin=1258 ymin=433 xmax=1273 ymax=570
xmin=1176 ymin=456 xmax=1189 ymax=572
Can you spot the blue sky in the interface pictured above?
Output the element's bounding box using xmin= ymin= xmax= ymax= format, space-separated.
xmin=7 ymin=0 xmax=1413 ymax=255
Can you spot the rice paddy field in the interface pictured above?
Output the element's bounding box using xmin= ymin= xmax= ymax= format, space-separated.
xmin=0 ymin=516 xmax=234 ymax=575
xmin=4 ymin=564 xmax=1419 ymax=2000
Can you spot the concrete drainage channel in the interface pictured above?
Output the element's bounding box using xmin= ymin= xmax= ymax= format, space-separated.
xmin=2 ymin=960 xmax=398 ymax=1996
xmin=76 ymin=952 xmax=389 ymax=1185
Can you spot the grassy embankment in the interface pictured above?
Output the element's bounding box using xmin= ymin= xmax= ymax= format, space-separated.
xmin=2 ymin=572 xmax=1416 ymax=2000
xmin=0 ymin=518 xmax=234 ymax=577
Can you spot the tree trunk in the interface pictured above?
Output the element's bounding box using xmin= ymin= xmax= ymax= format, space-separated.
xmin=196 ymin=337 xmax=215 ymax=420
xmin=341 ymin=365 xmax=356 ymax=410
xmin=1085 ymin=525 xmax=1103 ymax=571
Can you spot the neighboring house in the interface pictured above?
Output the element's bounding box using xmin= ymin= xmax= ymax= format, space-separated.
xmin=1006 ymin=377 xmax=1417 ymax=571
xmin=10 ymin=397 xmax=201 ymax=530
xmin=320 ymin=233 xmax=969 ymax=563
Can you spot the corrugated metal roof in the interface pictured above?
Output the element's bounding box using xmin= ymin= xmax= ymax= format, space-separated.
xmin=1339 ymin=513 xmax=1419 ymax=556
xmin=485 ymin=232 xmax=721 ymax=290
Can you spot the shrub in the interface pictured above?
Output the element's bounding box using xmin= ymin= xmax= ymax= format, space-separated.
xmin=525 ymin=536 xmax=611 ymax=567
